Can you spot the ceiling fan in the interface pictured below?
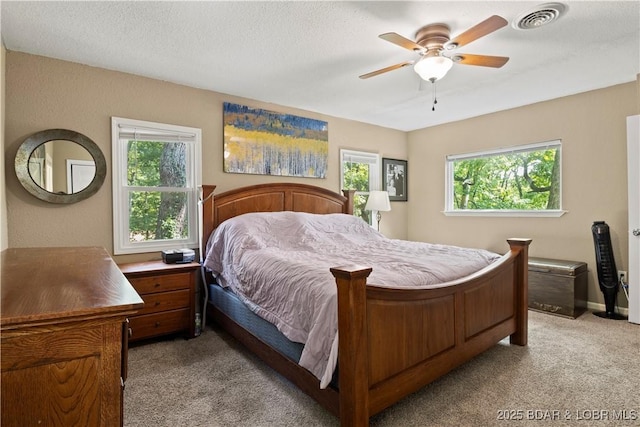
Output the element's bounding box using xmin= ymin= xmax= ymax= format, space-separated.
xmin=359 ymin=15 xmax=510 ymax=82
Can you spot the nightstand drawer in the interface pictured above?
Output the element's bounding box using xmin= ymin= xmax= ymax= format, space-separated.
xmin=120 ymin=260 xmax=199 ymax=342
xmin=129 ymin=309 xmax=190 ymax=341
xmin=137 ymin=289 xmax=190 ymax=316
xmin=128 ymin=272 xmax=191 ymax=294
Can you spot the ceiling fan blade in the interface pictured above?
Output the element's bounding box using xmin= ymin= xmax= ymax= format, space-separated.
xmin=453 ymin=54 xmax=509 ymax=68
xmin=379 ymin=32 xmax=425 ymax=52
xmin=448 ymin=15 xmax=508 ymax=48
xmin=359 ymin=61 xmax=415 ymax=79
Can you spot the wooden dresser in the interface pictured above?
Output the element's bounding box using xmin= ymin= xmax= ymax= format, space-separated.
xmin=119 ymin=260 xmax=199 ymax=342
xmin=1 ymin=247 xmax=144 ymax=427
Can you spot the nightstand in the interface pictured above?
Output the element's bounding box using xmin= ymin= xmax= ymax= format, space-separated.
xmin=119 ymin=260 xmax=199 ymax=342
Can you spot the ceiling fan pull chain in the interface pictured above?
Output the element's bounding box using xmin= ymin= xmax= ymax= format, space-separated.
xmin=431 ymin=78 xmax=438 ymax=111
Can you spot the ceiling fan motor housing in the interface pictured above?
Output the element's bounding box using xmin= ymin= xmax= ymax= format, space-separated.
xmin=415 ymin=23 xmax=451 ymax=52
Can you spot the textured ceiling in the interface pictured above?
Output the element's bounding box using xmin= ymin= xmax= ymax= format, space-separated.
xmin=2 ymin=1 xmax=639 ymax=131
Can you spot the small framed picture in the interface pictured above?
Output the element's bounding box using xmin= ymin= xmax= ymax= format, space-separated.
xmin=382 ymin=158 xmax=407 ymax=201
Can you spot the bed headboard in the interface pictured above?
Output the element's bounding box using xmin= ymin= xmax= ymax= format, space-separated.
xmin=201 ymin=183 xmax=355 ymax=251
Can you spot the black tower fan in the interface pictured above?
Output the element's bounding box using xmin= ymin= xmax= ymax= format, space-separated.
xmin=591 ymin=221 xmax=626 ymax=319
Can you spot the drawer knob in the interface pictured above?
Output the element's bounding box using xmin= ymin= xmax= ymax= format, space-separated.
xmin=154 ymin=283 xmax=161 ymax=288
xmin=155 ymin=322 xmax=161 ymax=327
xmin=155 ymin=301 xmax=161 ymax=307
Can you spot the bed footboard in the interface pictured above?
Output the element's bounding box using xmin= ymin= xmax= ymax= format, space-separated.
xmin=331 ymin=238 xmax=531 ymax=426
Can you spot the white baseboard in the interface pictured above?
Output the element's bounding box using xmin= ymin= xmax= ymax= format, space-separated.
xmin=586 ymin=301 xmax=629 ymax=318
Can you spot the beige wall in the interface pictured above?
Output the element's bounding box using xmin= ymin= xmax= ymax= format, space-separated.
xmin=4 ymin=52 xmax=407 ymax=263
xmin=4 ymin=50 xmax=638 ymax=309
xmin=408 ymin=82 xmax=638 ymax=309
xmin=637 ymin=73 xmax=640 ymax=112
xmin=1 ymin=43 xmax=7 ymax=251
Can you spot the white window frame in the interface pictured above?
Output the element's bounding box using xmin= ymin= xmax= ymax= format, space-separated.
xmin=444 ymin=140 xmax=566 ymax=217
xmin=112 ymin=117 xmax=202 ymax=254
xmin=340 ymin=149 xmax=380 ymax=225
xmin=340 ymin=149 xmax=380 ymax=193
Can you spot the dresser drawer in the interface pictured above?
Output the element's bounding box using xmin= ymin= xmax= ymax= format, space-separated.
xmin=137 ymin=289 xmax=190 ymax=316
xmin=128 ymin=272 xmax=191 ymax=294
xmin=129 ymin=309 xmax=190 ymax=341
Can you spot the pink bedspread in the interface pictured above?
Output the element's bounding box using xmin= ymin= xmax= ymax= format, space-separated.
xmin=204 ymin=211 xmax=500 ymax=388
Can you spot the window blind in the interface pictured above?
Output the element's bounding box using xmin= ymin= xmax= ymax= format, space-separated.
xmin=118 ymin=124 xmax=197 ymax=143
xmin=447 ymin=140 xmax=561 ymax=161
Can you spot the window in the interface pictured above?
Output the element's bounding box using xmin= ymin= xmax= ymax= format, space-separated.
xmin=112 ymin=117 xmax=202 ymax=254
xmin=445 ymin=140 xmax=564 ymax=217
xmin=340 ymin=149 xmax=380 ymax=224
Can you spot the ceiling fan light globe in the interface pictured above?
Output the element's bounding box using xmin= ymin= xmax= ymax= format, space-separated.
xmin=414 ymin=56 xmax=453 ymax=81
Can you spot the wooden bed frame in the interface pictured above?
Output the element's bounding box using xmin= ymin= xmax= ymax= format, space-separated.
xmin=201 ymin=183 xmax=531 ymax=426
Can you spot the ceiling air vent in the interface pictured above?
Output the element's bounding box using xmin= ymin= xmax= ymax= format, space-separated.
xmin=513 ymin=2 xmax=567 ymax=30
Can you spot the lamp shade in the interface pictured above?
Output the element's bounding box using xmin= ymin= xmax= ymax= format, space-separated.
xmin=414 ymin=55 xmax=453 ymax=81
xmin=365 ymin=191 xmax=391 ymax=212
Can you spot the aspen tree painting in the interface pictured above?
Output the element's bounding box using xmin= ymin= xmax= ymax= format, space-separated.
xmin=223 ymin=102 xmax=328 ymax=178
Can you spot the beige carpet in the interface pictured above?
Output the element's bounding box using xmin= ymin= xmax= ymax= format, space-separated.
xmin=124 ymin=310 xmax=639 ymax=426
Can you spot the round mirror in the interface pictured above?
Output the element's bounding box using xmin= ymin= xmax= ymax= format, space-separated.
xmin=15 ymin=129 xmax=106 ymax=204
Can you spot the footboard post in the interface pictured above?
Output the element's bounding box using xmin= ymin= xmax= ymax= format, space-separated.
xmin=507 ymin=238 xmax=532 ymax=346
xmin=331 ymin=265 xmax=373 ymax=427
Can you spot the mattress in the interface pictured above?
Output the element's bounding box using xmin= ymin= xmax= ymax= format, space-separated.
xmin=209 ymin=281 xmax=341 ymax=388
xmin=208 ymin=282 xmax=304 ymax=363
